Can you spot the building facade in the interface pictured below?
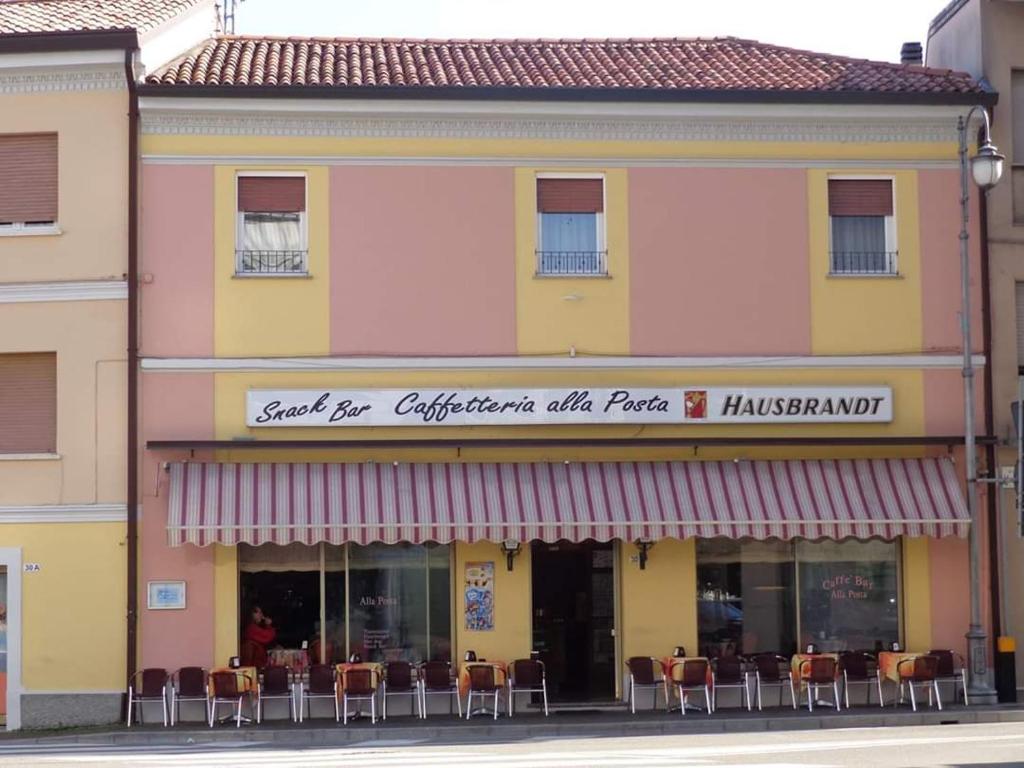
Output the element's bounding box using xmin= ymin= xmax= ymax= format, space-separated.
xmin=0 ymin=0 xmax=216 ymax=729
xmin=928 ymin=0 xmax=1024 ymax=699
xmin=131 ymin=35 xmax=995 ymax=710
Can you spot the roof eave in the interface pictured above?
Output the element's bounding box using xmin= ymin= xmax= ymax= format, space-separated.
xmin=134 ymin=82 xmax=997 ymax=107
xmin=0 ymin=28 xmax=139 ymax=54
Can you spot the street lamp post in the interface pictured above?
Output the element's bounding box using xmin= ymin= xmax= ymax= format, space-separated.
xmin=958 ymin=105 xmax=1004 ymax=703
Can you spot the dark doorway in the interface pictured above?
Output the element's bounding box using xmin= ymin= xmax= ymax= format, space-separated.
xmin=531 ymin=541 xmax=616 ymax=702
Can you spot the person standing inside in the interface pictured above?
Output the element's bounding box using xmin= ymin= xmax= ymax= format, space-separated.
xmin=242 ymin=605 xmax=276 ymax=668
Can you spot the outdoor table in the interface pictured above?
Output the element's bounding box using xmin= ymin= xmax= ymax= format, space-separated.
xmin=877 ymin=651 xmax=927 ymax=684
xmin=209 ymin=666 xmax=257 ymax=724
xmin=791 ymin=653 xmax=840 ymax=708
xmin=336 ymin=662 xmax=384 ymax=720
xmin=661 ymin=656 xmax=712 ymax=712
xmin=458 ymin=661 xmax=507 ymax=716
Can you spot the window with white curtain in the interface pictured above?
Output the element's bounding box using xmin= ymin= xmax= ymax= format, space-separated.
xmin=236 ymin=175 xmax=308 ymax=274
xmin=536 ymin=176 xmax=607 ymax=276
xmin=828 ymin=178 xmax=897 ymax=275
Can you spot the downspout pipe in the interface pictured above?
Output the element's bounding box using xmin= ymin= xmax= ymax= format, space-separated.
xmin=123 ymin=46 xmax=140 ymax=709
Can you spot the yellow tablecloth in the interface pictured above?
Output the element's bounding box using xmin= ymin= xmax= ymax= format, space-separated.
xmin=878 ymin=652 xmax=926 ymax=683
xmin=791 ymin=653 xmax=839 ymax=689
xmin=458 ymin=661 xmax=507 ymax=697
xmin=210 ymin=666 xmax=257 ymax=694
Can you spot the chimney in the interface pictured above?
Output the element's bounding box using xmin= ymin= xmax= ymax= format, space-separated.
xmin=900 ymin=41 xmax=923 ymax=66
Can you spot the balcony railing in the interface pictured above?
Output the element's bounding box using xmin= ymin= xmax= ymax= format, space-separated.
xmin=236 ymin=250 xmax=308 ymax=275
xmin=536 ymin=250 xmax=608 ymax=276
xmin=829 ymin=251 xmax=898 ymax=276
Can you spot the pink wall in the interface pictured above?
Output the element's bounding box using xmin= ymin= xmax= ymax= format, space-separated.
xmin=329 ymin=166 xmax=517 ymax=355
xmin=140 ymin=372 xmax=216 ymax=670
xmin=922 ymin=368 xmax=985 ymax=436
xmin=629 ymin=168 xmax=811 ymax=355
xmin=918 ymin=169 xmax=984 ymax=355
xmin=929 ymin=537 xmax=971 ymax=657
xmin=140 ymin=164 xmax=214 ymax=357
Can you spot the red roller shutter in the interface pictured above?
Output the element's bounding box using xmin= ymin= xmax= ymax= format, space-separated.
xmin=0 ymin=133 xmax=57 ymax=224
xmin=828 ymin=179 xmax=893 ymax=216
xmin=0 ymin=353 xmax=56 ymax=454
xmin=237 ymin=177 xmax=306 ymax=213
xmin=537 ymin=178 xmax=604 ymax=213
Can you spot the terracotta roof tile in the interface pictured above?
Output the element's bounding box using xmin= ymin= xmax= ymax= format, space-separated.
xmin=145 ymin=35 xmax=986 ymax=99
xmin=0 ymin=0 xmax=206 ymax=36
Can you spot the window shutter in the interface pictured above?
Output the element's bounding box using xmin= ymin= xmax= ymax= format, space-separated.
xmin=0 ymin=133 xmax=57 ymax=224
xmin=1016 ymin=282 xmax=1024 ymax=370
xmin=237 ymin=177 xmax=306 ymax=213
xmin=828 ymin=179 xmax=893 ymax=216
xmin=537 ymin=178 xmax=604 ymax=213
xmin=0 ymin=353 xmax=56 ymax=454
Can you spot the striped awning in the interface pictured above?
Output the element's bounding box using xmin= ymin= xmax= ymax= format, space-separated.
xmin=166 ymin=458 xmax=969 ymax=547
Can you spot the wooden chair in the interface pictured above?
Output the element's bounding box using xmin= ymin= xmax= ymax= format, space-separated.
xmin=170 ymin=667 xmax=208 ymax=725
xmin=670 ymin=658 xmax=711 ymax=716
xmin=299 ymin=663 xmax=338 ymax=722
xmin=341 ymin=667 xmax=378 ymax=724
xmin=507 ymin=659 xmax=549 ymax=717
xmin=257 ymin=665 xmax=296 ymax=723
xmin=382 ymin=661 xmax=418 ymax=719
xmin=127 ymin=668 xmax=169 ymax=727
xmin=626 ymin=657 xmax=667 ymax=713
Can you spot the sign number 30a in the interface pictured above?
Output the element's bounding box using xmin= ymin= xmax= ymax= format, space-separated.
xmin=23 ymin=563 xmax=40 ymax=572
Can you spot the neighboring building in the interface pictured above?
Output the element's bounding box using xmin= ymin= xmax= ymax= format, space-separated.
xmin=134 ymin=35 xmax=994 ymax=711
xmin=0 ymin=0 xmax=216 ymax=729
xmin=928 ymin=0 xmax=1024 ymax=699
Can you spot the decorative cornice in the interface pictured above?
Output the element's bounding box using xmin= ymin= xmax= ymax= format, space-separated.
xmin=140 ymin=112 xmax=960 ymax=144
xmin=0 ymin=280 xmax=127 ymax=304
xmin=0 ymin=66 xmax=125 ymax=95
xmin=0 ymin=504 xmax=126 ymax=524
xmin=140 ymin=354 xmax=986 ymax=372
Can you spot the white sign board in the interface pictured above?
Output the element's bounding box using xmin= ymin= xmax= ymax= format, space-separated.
xmin=246 ymin=386 xmax=892 ymax=427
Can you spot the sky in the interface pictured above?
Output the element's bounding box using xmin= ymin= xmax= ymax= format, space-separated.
xmin=233 ymin=0 xmax=953 ymax=64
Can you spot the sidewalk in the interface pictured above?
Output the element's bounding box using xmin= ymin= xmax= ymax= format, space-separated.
xmin=4 ymin=704 xmax=1024 ymax=748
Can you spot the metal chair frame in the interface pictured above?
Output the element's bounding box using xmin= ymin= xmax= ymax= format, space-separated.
xmin=929 ymin=649 xmax=969 ymax=706
xmin=257 ymin=665 xmax=297 ymax=723
xmin=465 ymin=664 xmax=502 ymax=720
xmin=670 ymin=659 xmax=712 ymax=716
xmin=897 ymin=656 xmax=942 ymax=712
xmin=170 ymin=667 xmax=208 ymax=726
xmin=382 ymin=662 xmax=420 ymax=719
xmin=127 ymin=668 xmax=169 ymax=727
xmin=752 ymin=654 xmax=797 ymax=711
xmin=626 ymin=657 xmax=668 ymax=714
xmin=341 ymin=668 xmax=378 ymax=724
xmin=838 ymin=652 xmax=883 ymax=709
xmin=299 ymin=664 xmax=339 ymax=723
xmin=419 ymin=662 xmax=462 ymax=718
xmin=507 ymin=659 xmax=549 ymax=717
xmin=208 ymin=671 xmax=254 ymax=728
xmin=711 ymin=656 xmax=751 ymax=712
xmin=799 ymin=658 xmax=841 ymax=712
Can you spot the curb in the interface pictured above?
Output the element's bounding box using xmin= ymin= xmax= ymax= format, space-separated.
xmin=6 ymin=705 xmax=1024 ymax=748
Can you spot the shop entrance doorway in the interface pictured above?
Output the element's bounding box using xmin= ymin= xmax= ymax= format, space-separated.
xmin=531 ymin=541 xmax=616 ymax=702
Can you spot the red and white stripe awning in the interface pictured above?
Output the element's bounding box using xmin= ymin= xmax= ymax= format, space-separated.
xmin=166 ymin=458 xmax=969 ymax=547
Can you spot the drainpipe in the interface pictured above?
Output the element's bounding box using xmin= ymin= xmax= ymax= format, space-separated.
xmin=123 ymin=47 xmax=140 ymax=703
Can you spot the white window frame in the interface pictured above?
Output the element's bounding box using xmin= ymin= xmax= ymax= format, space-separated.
xmin=0 ymin=548 xmax=22 ymax=730
xmin=827 ymin=174 xmax=898 ymax=277
xmin=535 ymin=172 xmax=607 ymax=277
xmin=0 ymin=222 xmax=61 ymax=238
xmin=234 ymin=171 xmax=309 ymax=277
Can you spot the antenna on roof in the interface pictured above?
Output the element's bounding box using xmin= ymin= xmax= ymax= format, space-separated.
xmin=219 ymin=0 xmax=245 ymax=35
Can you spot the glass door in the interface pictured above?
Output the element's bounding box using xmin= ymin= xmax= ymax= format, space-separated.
xmin=0 ymin=566 xmax=7 ymax=727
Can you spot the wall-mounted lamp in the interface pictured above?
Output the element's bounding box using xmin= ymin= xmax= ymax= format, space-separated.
xmin=500 ymin=539 xmax=522 ymax=571
xmin=635 ymin=538 xmax=654 ymax=570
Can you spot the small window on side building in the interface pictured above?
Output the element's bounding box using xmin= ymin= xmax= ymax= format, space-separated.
xmin=828 ymin=178 xmax=897 ymax=275
xmin=0 ymin=353 xmax=56 ymax=454
xmin=536 ymin=177 xmax=606 ymax=276
xmin=236 ymin=175 xmax=307 ymax=275
xmin=0 ymin=133 xmax=57 ymax=233
xmin=1011 ymin=70 xmax=1024 ymax=225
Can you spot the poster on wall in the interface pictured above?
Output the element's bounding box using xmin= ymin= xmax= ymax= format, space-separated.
xmin=464 ymin=562 xmax=494 ymax=632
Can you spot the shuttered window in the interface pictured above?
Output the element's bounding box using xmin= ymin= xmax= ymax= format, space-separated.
xmin=537 ymin=178 xmax=604 ymax=213
xmin=0 ymin=353 xmax=56 ymax=454
xmin=1013 ymin=70 xmax=1024 ymax=224
xmin=828 ymin=178 xmax=896 ymax=275
xmin=235 ymin=176 xmax=308 ymax=275
xmin=1015 ymin=283 xmax=1024 ymax=371
xmin=0 ymin=133 xmax=58 ymax=226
